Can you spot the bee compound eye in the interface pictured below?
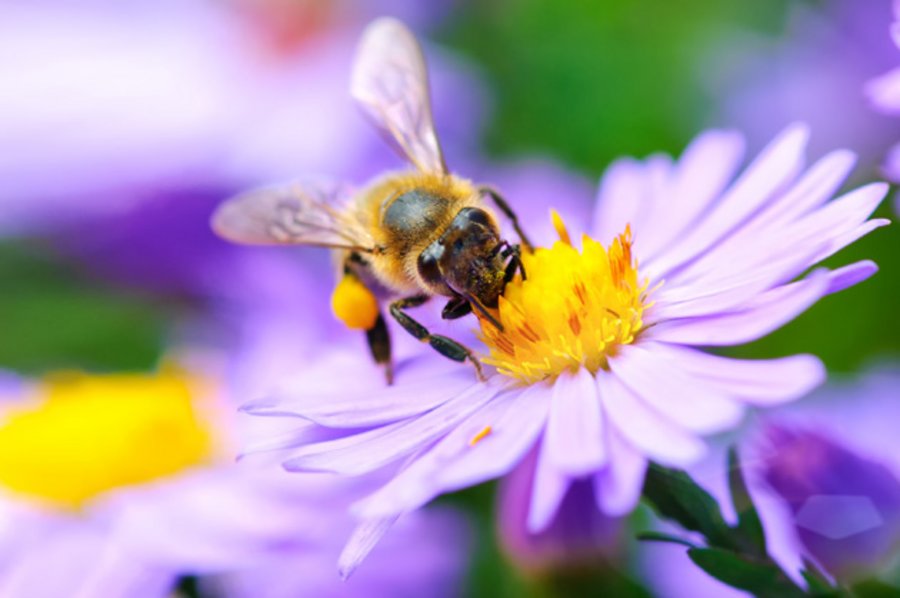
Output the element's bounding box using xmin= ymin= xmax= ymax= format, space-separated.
xmin=460 ymin=207 xmax=492 ymax=227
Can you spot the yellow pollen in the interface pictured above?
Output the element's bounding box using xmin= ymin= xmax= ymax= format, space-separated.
xmin=469 ymin=426 xmax=493 ymax=446
xmin=0 ymin=370 xmax=215 ymax=509
xmin=332 ymin=274 xmax=379 ymax=330
xmin=550 ymin=209 xmax=572 ymax=246
xmin=479 ymin=216 xmax=652 ymax=385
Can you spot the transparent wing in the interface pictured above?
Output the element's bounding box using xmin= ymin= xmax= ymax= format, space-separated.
xmin=211 ymin=178 xmax=375 ymax=251
xmin=351 ymin=17 xmax=447 ymax=175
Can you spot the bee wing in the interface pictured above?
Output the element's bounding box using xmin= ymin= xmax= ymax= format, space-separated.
xmin=351 ymin=17 xmax=447 ymax=175
xmin=211 ymin=178 xmax=376 ymax=251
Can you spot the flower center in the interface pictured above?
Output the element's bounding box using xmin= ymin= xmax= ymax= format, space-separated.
xmin=479 ymin=212 xmax=652 ymax=384
xmin=0 ymin=370 xmax=215 ymax=509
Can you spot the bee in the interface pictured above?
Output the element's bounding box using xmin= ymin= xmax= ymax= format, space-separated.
xmin=211 ymin=17 xmax=530 ymax=383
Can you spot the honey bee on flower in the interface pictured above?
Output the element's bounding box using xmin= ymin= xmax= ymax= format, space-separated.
xmin=212 ymin=17 xmax=531 ymax=384
xmin=243 ymin=92 xmax=889 ymax=574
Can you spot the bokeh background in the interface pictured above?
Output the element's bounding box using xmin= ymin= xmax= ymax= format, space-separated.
xmin=1 ymin=0 xmax=897 ymax=596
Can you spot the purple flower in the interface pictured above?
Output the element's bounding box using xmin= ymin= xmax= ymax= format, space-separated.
xmin=643 ymin=368 xmax=900 ymax=594
xmin=0 ymin=0 xmax=482 ymax=302
xmin=762 ymin=426 xmax=900 ymax=580
xmin=867 ymin=0 xmax=900 ymax=182
xmin=711 ymin=0 xmax=900 ymax=171
xmin=0 ymin=366 xmax=470 ymax=596
xmin=497 ymin=447 xmax=624 ymax=574
xmin=245 ymin=124 xmax=889 ymax=572
xmin=748 ymin=367 xmax=900 ymax=582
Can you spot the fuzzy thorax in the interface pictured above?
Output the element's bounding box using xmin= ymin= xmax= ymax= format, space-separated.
xmin=479 ymin=212 xmax=652 ymax=385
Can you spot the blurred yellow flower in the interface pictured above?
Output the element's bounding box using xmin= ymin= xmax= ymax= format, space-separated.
xmin=0 ymin=370 xmax=214 ymax=508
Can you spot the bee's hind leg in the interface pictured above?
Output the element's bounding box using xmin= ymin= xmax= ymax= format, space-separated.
xmin=479 ymin=185 xmax=533 ymax=253
xmin=390 ymin=295 xmax=485 ymax=381
xmin=366 ymin=312 xmax=394 ymax=385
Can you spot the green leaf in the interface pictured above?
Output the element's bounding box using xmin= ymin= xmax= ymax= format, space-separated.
xmin=642 ymin=463 xmax=735 ymax=550
xmin=848 ymin=579 xmax=900 ymax=598
xmin=800 ymin=559 xmax=837 ymax=595
xmin=635 ymin=531 xmax=698 ymax=549
xmin=687 ymin=548 xmax=807 ymax=598
xmin=728 ymin=446 xmax=768 ymax=557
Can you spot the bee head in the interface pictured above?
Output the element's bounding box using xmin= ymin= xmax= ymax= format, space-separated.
xmin=417 ymin=207 xmax=508 ymax=307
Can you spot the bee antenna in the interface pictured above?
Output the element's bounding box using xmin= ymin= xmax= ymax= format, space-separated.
xmin=467 ymin=295 xmax=504 ymax=332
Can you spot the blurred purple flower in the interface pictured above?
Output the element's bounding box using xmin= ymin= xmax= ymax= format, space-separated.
xmin=762 ymin=426 xmax=900 ymax=580
xmin=497 ymin=447 xmax=624 ymax=575
xmin=0 ymin=0 xmax=483 ymax=302
xmin=208 ymin=505 xmax=468 ymax=598
xmin=748 ymin=367 xmax=900 ymax=582
xmin=0 ymin=365 xmax=470 ymax=597
xmin=245 ymin=125 xmax=888 ymax=572
xmin=867 ymin=0 xmax=900 ymax=183
xmin=644 ymin=368 xmax=900 ymax=595
xmin=709 ymin=0 xmax=900 ymax=172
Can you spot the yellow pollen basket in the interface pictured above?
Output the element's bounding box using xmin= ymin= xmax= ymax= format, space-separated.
xmin=332 ymin=274 xmax=379 ymax=330
xmin=479 ymin=211 xmax=652 ymax=385
xmin=0 ymin=370 xmax=214 ymax=509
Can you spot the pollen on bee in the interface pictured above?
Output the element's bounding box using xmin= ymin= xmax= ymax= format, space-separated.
xmin=331 ymin=274 xmax=379 ymax=330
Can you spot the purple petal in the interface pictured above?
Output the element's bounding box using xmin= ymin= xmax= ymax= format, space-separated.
xmin=641 ymin=341 xmax=824 ymax=406
xmin=867 ymin=68 xmax=900 ymax=115
xmin=247 ymin=368 xmax=474 ymax=428
xmin=595 ymin=369 xmax=706 ymax=466
xmin=282 ymin=380 xmax=503 ymax=475
xmin=543 ymin=368 xmax=607 ymax=476
xmin=355 ymin=384 xmax=551 ymax=518
xmin=435 ymin=385 xmax=551 ymax=492
xmin=811 ymin=218 xmax=891 ymax=266
xmin=659 ymin=149 xmax=859 ymax=294
xmin=609 ymin=345 xmax=744 ymax=434
xmin=590 ymin=158 xmax=658 ymax=246
xmin=527 ymin=439 xmax=572 ymax=533
xmin=645 ymin=124 xmax=808 ymax=280
xmin=239 ymin=421 xmax=337 ymax=458
xmin=651 ymin=241 xmax=826 ymax=320
xmin=593 ymin=425 xmax=648 ymax=516
xmin=338 ymin=515 xmax=401 ymax=580
xmin=647 ymin=269 xmax=830 ymax=346
xmin=795 ymin=182 xmax=889 ymax=263
xmin=102 ymin=468 xmax=327 ymax=572
xmin=640 ymin=129 xmax=746 ymax=262
xmin=0 ymin=522 xmax=174 ymax=598
xmin=825 ymin=260 xmax=879 ymax=294
xmin=749 ymin=149 xmax=857 ymax=230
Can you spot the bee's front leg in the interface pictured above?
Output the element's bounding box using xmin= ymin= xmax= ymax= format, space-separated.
xmin=441 ymin=295 xmax=472 ymax=320
xmin=500 ymin=243 xmax=526 ymax=284
xmin=479 ymin=185 xmax=533 ymax=253
xmin=389 ymin=296 xmax=485 ymax=381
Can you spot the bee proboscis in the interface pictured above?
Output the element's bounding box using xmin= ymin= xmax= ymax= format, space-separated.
xmin=212 ymin=17 xmax=531 ymax=383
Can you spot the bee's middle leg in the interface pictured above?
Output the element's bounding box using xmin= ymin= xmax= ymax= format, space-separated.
xmin=389 ymin=295 xmax=485 ymax=381
xmin=479 ymin=185 xmax=533 ymax=253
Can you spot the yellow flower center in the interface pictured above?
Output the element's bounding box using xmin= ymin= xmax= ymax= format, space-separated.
xmin=479 ymin=212 xmax=652 ymax=384
xmin=0 ymin=370 xmax=215 ymax=509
